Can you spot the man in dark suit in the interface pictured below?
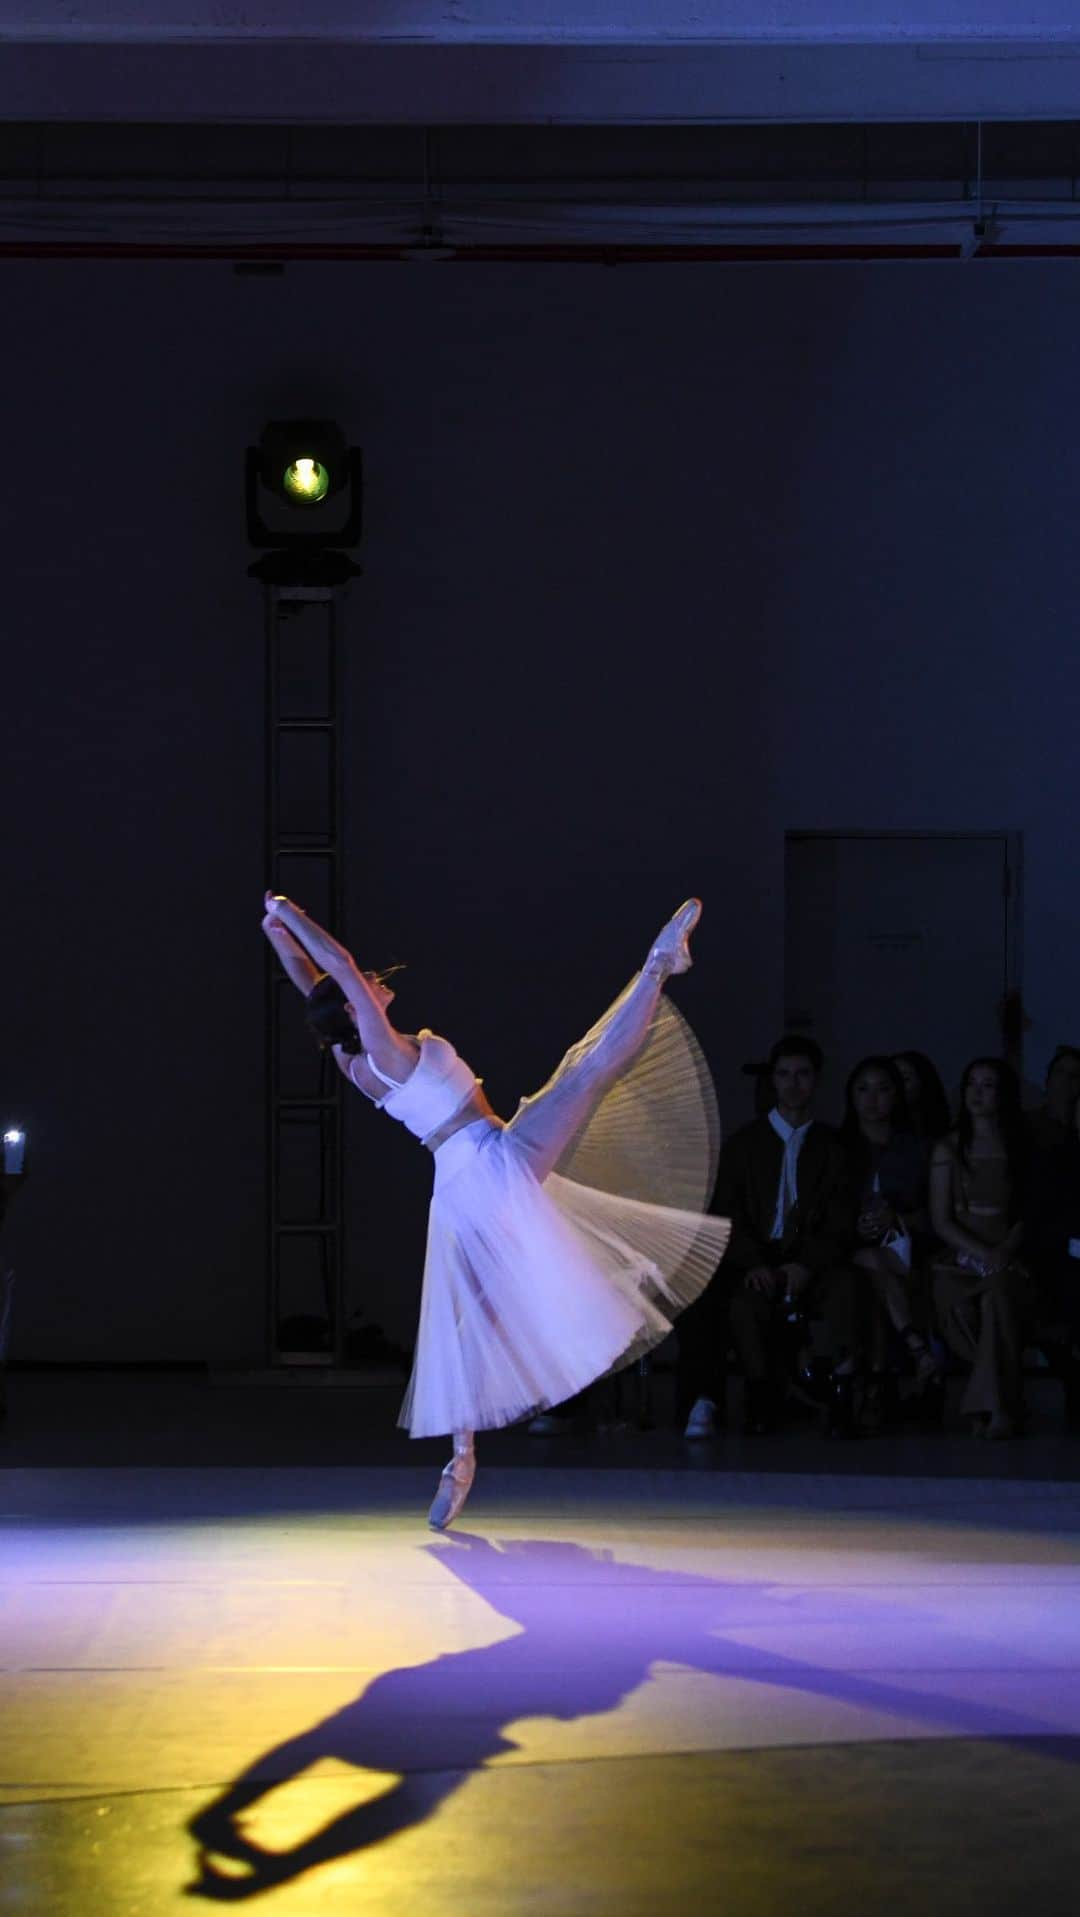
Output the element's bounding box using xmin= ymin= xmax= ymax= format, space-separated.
xmin=680 ymin=1034 xmax=857 ymax=1436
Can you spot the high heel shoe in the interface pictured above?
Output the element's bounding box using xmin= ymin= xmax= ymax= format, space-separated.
xmin=644 ymin=899 xmax=702 ymax=980
xmin=824 ymin=1371 xmax=858 ymax=1439
xmin=427 ymin=1438 xmax=476 ymax=1530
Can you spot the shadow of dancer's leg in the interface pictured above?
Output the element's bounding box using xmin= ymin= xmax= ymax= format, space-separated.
xmin=686 ymin=1630 xmax=1078 ymax=1750
xmin=187 ymin=1773 xmax=454 ymax=1901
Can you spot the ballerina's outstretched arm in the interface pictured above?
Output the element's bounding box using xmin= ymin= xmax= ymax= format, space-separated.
xmin=260 ymin=910 xmax=322 ymax=997
xmin=263 ymin=893 xmax=418 ymax=1086
xmin=260 ymin=909 xmax=407 ymax=1104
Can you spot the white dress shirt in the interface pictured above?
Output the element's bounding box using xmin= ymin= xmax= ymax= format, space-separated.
xmin=768 ymin=1107 xmax=812 ymax=1242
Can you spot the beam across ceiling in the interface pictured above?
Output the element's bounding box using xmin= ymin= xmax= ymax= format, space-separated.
xmin=8 ymin=1 xmax=1080 ymax=40
xmin=4 ymin=120 xmax=1080 ymax=258
xmin=7 ymin=4 xmax=1080 ymax=124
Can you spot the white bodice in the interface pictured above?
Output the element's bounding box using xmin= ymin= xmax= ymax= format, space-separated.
xmin=366 ymin=1031 xmax=478 ymax=1142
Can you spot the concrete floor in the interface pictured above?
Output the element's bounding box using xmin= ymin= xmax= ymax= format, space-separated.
xmin=4 ymin=1452 xmax=1080 ymax=1915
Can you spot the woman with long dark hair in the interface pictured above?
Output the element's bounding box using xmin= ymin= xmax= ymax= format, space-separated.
xmin=1023 ymin=1085 xmax=1080 ymax=1430
xmin=839 ymin=1056 xmax=938 ymax=1423
xmin=262 ymin=892 xmax=731 ymax=1526
xmin=930 ymin=1057 xmax=1035 ymax=1438
xmin=892 ymin=1051 xmax=951 ymax=1145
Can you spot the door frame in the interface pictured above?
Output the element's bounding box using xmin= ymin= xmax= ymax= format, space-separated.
xmin=783 ymin=828 xmax=1024 ymax=1074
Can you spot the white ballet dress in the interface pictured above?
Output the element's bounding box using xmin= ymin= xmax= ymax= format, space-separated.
xmin=357 ymin=1003 xmax=731 ymax=1438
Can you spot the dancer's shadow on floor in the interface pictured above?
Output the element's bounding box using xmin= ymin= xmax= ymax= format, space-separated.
xmin=186 ymin=1528 xmax=1080 ymax=1899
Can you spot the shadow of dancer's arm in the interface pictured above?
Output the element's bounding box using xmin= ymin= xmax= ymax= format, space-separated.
xmin=685 ymin=1629 xmax=1076 ymax=1751
xmin=186 ymin=1544 xmax=507 ymax=1902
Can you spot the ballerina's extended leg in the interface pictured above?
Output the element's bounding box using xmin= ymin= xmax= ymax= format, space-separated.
xmin=508 ymin=898 xmax=703 ymax=1182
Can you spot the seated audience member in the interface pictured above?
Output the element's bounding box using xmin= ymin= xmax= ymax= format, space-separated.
xmin=1026 ymin=1044 xmax=1080 ymax=1151
xmin=930 ymin=1058 xmax=1036 ymax=1440
xmin=892 ymin=1051 xmax=951 ymax=1145
xmin=0 ymin=1150 xmax=24 ymax=1423
xmin=839 ymin=1056 xmax=940 ymax=1426
xmin=679 ymin=1034 xmax=857 ymax=1438
xmin=1024 ymin=1090 xmax=1080 ymax=1430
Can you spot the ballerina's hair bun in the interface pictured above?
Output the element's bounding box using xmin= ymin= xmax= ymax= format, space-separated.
xmin=304 ymin=974 xmax=363 ymax=1054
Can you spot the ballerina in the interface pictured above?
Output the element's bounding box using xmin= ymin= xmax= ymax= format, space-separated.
xmin=262 ymin=892 xmax=730 ymax=1528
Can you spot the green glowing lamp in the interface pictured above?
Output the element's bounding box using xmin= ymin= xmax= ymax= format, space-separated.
xmin=247 ymin=419 xmax=363 ymax=562
xmin=282 ymin=456 xmax=331 ymax=505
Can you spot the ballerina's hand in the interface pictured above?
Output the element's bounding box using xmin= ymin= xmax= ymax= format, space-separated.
xmin=261 ymin=911 xmax=304 ymax=952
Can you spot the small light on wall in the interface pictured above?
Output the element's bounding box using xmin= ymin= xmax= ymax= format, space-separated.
xmin=3 ymin=1128 xmax=26 ymax=1174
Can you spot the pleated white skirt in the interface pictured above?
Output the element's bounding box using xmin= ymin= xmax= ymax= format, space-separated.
xmin=399 ymin=992 xmax=731 ymax=1438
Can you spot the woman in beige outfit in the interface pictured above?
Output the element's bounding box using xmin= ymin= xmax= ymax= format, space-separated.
xmin=931 ymin=1058 xmax=1035 ymax=1439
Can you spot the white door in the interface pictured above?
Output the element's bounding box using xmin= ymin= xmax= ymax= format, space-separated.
xmin=784 ymin=833 xmax=1018 ymax=1112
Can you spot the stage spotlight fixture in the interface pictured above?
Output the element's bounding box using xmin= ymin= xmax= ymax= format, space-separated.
xmin=246 ymin=419 xmax=363 ymax=555
xmin=283 ymin=456 xmax=330 ymax=505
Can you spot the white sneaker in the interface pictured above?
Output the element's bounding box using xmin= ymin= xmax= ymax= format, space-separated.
xmin=684 ymin=1396 xmax=718 ymax=1439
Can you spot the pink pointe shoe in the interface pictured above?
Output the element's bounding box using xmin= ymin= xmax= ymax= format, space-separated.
xmin=644 ymin=898 xmax=702 ymax=980
xmin=427 ymin=1439 xmax=476 ymax=1531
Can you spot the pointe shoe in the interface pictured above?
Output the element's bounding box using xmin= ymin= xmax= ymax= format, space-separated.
xmin=644 ymin=898 xmax=702 ymax=980
xmin=427 ymin=1445 xmax=476 ymax=1530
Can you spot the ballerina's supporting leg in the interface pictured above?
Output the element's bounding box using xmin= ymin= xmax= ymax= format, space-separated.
xmin=264 ymin=894 xmax=417 ymax=1084
xmin=508 ymin=900 xmax=701 ymax=1183
xmin=427 ymin=1429 xmax=476 ymax=1531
